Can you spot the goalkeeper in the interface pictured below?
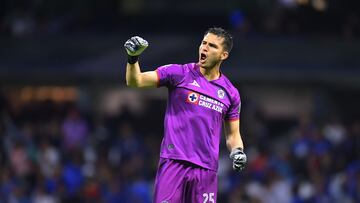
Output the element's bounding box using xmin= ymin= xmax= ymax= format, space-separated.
xmin=124 ymin=27 xmax=246 ymax=203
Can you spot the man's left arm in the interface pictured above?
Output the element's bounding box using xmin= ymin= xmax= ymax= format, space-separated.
xmin=224 ymin=119 xmax=247 ymax=172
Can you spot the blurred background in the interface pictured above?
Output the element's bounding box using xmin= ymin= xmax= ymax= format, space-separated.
xmin=0 ymin=0 xmax=360 ymax=202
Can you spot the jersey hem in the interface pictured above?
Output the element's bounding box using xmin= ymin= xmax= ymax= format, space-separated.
xmin=160 ymin=154 xmax=217 ymax=172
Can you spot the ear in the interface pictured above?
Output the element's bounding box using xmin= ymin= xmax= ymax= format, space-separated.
xmin=220 ymin=51 xmax=229 ymax=61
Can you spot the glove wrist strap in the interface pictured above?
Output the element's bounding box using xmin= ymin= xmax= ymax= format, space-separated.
xmin=233 ymin=147 xmax=244 ymax=152
xmin=128 ymin=55 xmax=139 ymax=64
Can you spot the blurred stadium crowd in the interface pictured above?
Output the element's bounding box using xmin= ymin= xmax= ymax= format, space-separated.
xmin=0 ymin=90 xmax=359 ymax=203
xmin=0 ymin=0 xmax=359 ymax=38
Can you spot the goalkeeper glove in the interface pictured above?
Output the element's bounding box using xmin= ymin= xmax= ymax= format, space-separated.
xmin=230 ymin=147 xmax=247 ymax=172
xmin=124 ymin=36 xmax=149 ymax=64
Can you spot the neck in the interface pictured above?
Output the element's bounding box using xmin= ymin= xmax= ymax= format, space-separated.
xmin=199 ymin=64 xmax=221 ymax=81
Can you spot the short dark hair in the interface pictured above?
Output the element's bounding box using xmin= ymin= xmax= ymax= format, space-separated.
xmin=204 ymin=27 xmax=233 ymax=53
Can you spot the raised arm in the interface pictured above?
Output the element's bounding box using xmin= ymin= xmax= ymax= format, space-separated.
xmin=126 ymin=62 xmax=158 ymax=88
xmin=124 ymin=36 xmax=158 ymax=88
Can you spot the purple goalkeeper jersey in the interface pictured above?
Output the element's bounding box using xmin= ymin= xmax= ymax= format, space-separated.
xmin=155 ymin=63 xmax=241 ymax=171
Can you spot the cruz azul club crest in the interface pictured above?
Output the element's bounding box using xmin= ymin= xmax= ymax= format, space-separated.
xmin=217 ymin=89 xmax=225 ymax=99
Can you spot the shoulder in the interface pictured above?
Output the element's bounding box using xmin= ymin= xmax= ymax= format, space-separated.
xmin=156 ymin=63 xmax=196 ymax=86
xmin=157 ymin=63 xmax=194 ymax=72
xmin=220 ymin=74 xmax=240 ymax=102
xmin=157 ymin=63 xmax=196 ymax=75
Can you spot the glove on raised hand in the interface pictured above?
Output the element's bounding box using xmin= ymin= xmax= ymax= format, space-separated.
xmin=124 ymin=36 xmax=148 ymax=64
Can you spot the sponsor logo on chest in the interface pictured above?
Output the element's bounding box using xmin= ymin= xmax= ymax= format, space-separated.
xmin=186 ymin=91 xmax=224 ymax=113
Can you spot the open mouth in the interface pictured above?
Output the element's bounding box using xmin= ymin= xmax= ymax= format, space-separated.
xmin=200 ymin=53 xmax=207 ymax=61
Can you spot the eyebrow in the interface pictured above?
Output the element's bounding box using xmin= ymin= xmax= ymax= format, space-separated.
xmin=202 ymin=40 xmax=219 ymax=49
xmin=209 ymin=42 xmax=218 ymax=48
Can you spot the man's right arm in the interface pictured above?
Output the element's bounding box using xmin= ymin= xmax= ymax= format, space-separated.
xmin=124 ymin=36 xmax=158 ymax=88
xmin=126 ymin=62 xmax=158 ymax=88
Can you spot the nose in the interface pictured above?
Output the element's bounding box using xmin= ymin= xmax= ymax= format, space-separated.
xmin=201 ymin=45 xmax=208 ymax=52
